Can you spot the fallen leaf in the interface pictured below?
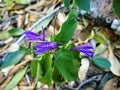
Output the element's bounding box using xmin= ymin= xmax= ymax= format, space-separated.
xmin=108 ymin=46 xmax=120 ymax=76
xmin=0 ymin=71 xmax=4 ymax=80
xmin=94 ymin=44 xmax=107 ymax=55
xmin=78 ymin=58 xmax=90 ymax=82
xmin=57 ymin=12 xmax=66 ymax=27
xmin=102 ymin=77 xmax=119 ymax=90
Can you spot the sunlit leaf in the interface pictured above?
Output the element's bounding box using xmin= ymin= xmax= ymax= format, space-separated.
xmin=0 ymin=31 xmax=11 ymax=40
xmin=8 ymin=28 xmax=24 ymax=36
xmin=94 ymin=44 xmax=107 ymax=55
xmin=15 ymin=0 xmax=30 ymax=4
xmin=94 ymin=31 xmax=109 ymax=44
xmin=92 ymin=56 xmax=111 ymax=69
xmin=5 ymin=66 xmax=27 ymax=90
xmin=82 ymin=17 xmax=88 ymax=27
xmin=3 ymin=0 xmax=13 ymax=4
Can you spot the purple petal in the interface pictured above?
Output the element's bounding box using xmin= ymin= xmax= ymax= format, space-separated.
xmin=71 ymin=43 xmax=94 ymax=58
xmin=35 ymin=47 xmax=51 ymax=54
xmin=24 ymin=31 xmax=43 ymax=42
xmin=76 ymin=43 xmax=93 ymax=49
xmin=41 ymin=26 xmax=45 ymax=41
xmin=34 ymin=42 xmax=58 ymax=54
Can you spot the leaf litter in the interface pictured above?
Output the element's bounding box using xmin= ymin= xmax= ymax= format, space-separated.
xmin=0 ymin=0 xmax=120 ymax=90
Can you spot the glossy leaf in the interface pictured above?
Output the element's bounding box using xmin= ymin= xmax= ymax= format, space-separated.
xmin=0 ymin=50 xmax=26 ymax=70
xmin=64 ymin=0 xmax=70 ymax=7
xmin=8 ymin=28 xmax=24 ymax=36
xmin=75 ymin=0 xmax=90 ymax=11
xmin=54 ymin=49 xmax=78 ymax=81
xmin=5 ymin=66 xmax=27 ymax=90
xmin=55 ymin=10 xmax=78 ymax=44
xmin=92 ymin=56 xmax=111 ymax=69
xmin=113 ymin=0 xmax=120 ymax=18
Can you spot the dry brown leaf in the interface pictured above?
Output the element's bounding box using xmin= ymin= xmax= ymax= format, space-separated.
xmin=57 ymin=12 xmax=66 ymax=27
xmin=28 ymin=12 xmax=43 ymax=22
xmin=117 ymin=88 xmax=120 ymax=90
xmin=13 ymin=86 xmax=19 ymax=90
xmin=13 ymin=10 xmax=25 ymax=15
xmin=78 ymin=58 xmax=90 ymax=82
xmin=25 ymin=1 xmax=45 ymax=11
xmin=108 ymin=46 xmax=120 ymax=76
xmin=0 ymin=71 xmax=4 ymax=80
xmin=19 ymin=85 xmax=34 ymax=90
xmin=16 ymin=15 xmax=25 ymax=28
xmin=102 ymin=77 xmax=118 ymax=90
xmin=47 ymin=25 xmax=58 ymax=36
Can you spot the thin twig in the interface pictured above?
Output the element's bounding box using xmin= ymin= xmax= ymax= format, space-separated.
xmin=76 ymin=74 xmax=103 ymax=90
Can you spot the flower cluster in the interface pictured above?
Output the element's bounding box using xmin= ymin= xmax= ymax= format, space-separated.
xmin=24 ymin=27 xmax=94 ymax=58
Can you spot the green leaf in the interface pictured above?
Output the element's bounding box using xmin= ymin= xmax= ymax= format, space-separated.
xmin=30 ymin=60 xmax=43 ymax=79
xmin=54 ymin=49 xmax=78 ymax=81
xmin=20 ymin=46 xmax=34 ymax=54
xmin=94 ymin=31 xmax=108 ymax=44
xmin=14 ymin=0 xmax=30 ymax=4
xmin=5 ymin=66 xmax=27 ymax=90
xmin=3 ymin=0 xmax=13 ymax=4
xmin=64 ymin=0 xmax=70 ymax=7
xmin=92 ymin=56 xmax=111 ymax=69
xmin=52 ymin=67 xmax=65 ymax=84
xmin=55 ymin=10 xmax=78 ymax=44
xmin=82 ymin=17 xmax=89 ymax=27
xmin=39 ymin=54 xmax=53 ymax=86
xmin=8 ymin=28 xmax=24 ymax=36
xmin=0 ymin=50 xmax=26 ymax=70
xmin=65 ymin=43 xmax=79 ymax=59
xmin=30 ymin=54 xmax=53 ymax=86
xmin=113 ymin=0 xmax=120 ymax=18
xmin=94 ymin=44 xmax=107 ymax=55
xmin=75 ymin=0 xmax=90 ymax=11
xmin=0 ymin=31 xmax=11 ymax=40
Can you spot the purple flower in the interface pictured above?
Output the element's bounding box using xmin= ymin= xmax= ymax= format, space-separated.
xmin=34 ymin=42 xmax=58 ymax=54
xmin=24 ymin=26 xmax=58 ymax=54
xmin=71 ymin=43 xmax=94 ymax=58
xmin=24 ymin=27 xmax=45 ymax=42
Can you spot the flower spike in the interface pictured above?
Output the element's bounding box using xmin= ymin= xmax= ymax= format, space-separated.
xmin=71 ymin=43 xmax=94 ymax=58
xmin=34 ymin=42 xmax=58 ymax=54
